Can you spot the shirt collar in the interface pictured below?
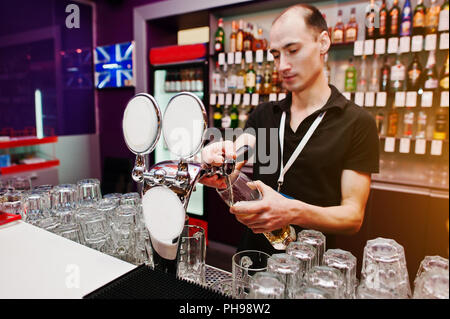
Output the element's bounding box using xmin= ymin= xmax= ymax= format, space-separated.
xmin=277 ymin=85 xmax=347 ymax=113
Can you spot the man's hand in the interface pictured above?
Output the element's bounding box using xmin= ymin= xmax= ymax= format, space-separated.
xmin=229 ymin=180 xmax=295 ymax=233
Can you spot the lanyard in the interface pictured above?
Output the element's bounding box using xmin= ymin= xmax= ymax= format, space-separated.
xmin=277 ymin=110 xmax=327 ymax=192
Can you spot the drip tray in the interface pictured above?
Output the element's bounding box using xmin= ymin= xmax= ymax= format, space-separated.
xmin=83 ymin=264 xmax=231 ymax=299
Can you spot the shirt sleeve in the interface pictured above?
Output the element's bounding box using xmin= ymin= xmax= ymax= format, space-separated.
xmin=343 ymin=110 xmax=380 ymax=174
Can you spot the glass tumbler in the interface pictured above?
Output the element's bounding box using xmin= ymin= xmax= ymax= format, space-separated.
xmin=77 ymin=178 xmax=101 ymax=207
xmin=297 ymin=229 xmax=326 ymax=265
xmin=110 ymin=204 xmax=137 ymax=262
xmin=304 ymin=266 xmax=346 ymax=299
xmin=1 ymin=191 xmax=23 ymax=216
xmin=177 ymin=225 xmax=206 ymax=285
xmin=51 ymin=184 xmax=78 ymax=210
xmin=323 ymin=249 xmax=357 ymax=299
xmin=248 ymin=272 xmax=285 ymax=299
xmin=413 ymin=268 xmax=449 ymax=299
xmin=267 ymin=253 xmax=301 ymax=298
xmin=360 ymin=237 xmax=411 ymax=299
xmin=12 ymin=176 xmax=31 ymax=192
xmin=210 ymin=279 xmax=250 ymax=299
xmin=414 ymin=255 xmax=449 ymax=284
xmin=286 ymin=241 xmax=317 ymax=281
xmin=76 ymin=206 xmax=110 ymax=252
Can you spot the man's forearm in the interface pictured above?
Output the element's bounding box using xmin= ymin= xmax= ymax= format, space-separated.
xmin=289 ymin=199 xmax=364 ymax=235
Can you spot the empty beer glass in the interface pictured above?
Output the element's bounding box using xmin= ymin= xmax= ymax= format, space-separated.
xmin=413 ymin=268 xmax=449 ymax=299
xmin=360 ymin=237 xmax=411 ymax=298
xmin=297 ymin=229 xmax=326 ymax=265
xmin=1 ymin=191 xmax=23 ymax=216
xmin=120 ymin=192 xmax=141 ymax=207
xmin=356 ymin=281 xmax=399 ymax=299
xmin=415 ymin=256 xmax=449 ymax=283
xmin=103 ymin=193 xmax=122 ymax=206
xmin=210 ymin=279 xmax=250 ymax=299
xmin=217 ymin=172 xmax=296 ymax=250
xmin=76 ymin=206 xmax=110 ymax=252
xmin=110 ymin=204 xmax=137 ymax=262
xmin=267 ymin=253 xmax=301 ymax=298
xmin=177 ymin=225 xmax=206 ymax=285
xmin=248 ymin=272 xmax=285 ymax=299
xmin=11 ymin=176 xmax=31 ymax=192
xmin=232 ymin=250 xmax=270 ymax=296
xmin=304 ymin=266 xmax=346 ymax=299
xmin=22 ymin=191 xmax=46 ymax=224
xmin=51 ymin=184 xmax=77 ymax=210
xmin=323 ymin=249 xmax=357 ymax=299
xmin=286 ymin=241 xmax=317 ymax=281
xmin=77 ymin=179 xmax=101 ymax=207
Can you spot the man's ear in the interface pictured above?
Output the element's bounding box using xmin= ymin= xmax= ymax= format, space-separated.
xmin=318 ymin=30 xmax=331 ymax=55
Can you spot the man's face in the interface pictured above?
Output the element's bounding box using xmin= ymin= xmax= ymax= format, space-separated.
xmin=269 ymin=11 xmax=324 ymax=93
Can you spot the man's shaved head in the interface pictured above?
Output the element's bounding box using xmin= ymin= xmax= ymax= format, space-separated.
xmin=273 ymin=4 xmax=329 ymax=39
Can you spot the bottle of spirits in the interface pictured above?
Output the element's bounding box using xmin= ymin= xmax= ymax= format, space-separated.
xmin=324 ymin=53 xmax=331 ymax=84
xmin=169 ymin=70 xmax=176 ymax=92
xmin=407 ymin=53 xmax=423 ymax=91
xmin=175 ymin=69 xmax=182 ymax=92
xmin=220 ymin=64 xmax=228 ymax=93
xmin=380 ymin=55 xmax=391 ymax=92
xmin=271 ymin=65 xmax=280 ymax=93
xmin=439 ymin=0 xmax=449 ymax=33
xmin=433 ymin=108 xmax=448 ymax=140
xmin=236 ymin=58 xmax=246 ymax=94
xmin=252 ymin=27 xmax=268 ymax=51
xmin=426 ymin=0 xmax=441 ymax=34
xmin=164 ymin=71 xmax=171 ymax=92
xmin=238 ymin=104 xmax=248 ymax=129
xmin=245 ymin=63 xmax=256 ymax=94
xmin=403 ymin=108 xmax=415 ymax=138
xmin=400 ymin=0 xmax=413 ymax=37
xmin=263 ymin=62 xmax=272 ymax=95
xmin=215 ymin=18 xmax=225 ymax=54
xmin=212 ymin=62 xmax=221 ymax=93
xmin=376 ymin=110 xmax=385 ymax=135
xmin=345 ymin=7 xmax=358 ymax=42
xmin=423 ymin=50 xmax=439 ymax=91
xmin=333 ymin=9 xmax=345 ymax=44
xmin=389 ymin=0 xmax=401 ymax=37
xmin=390 ymin=50 xmax=406 ymax=92
xmin=369 ymin=54 xmax=380 ymax=92
xmin=345 ymin=57 xmax=357 ymax=92
xmin=195 ymin=68 xmax=203 ymax=92
xmin=213 ymin=103 xmax=223 ymax=128
xmin=221 ymin=105 xmax=231 ymax=129
xmin=230 ymin=103 xmax=239 ymax=128
xmin=416 ymin=110 xmax=427 ymax=138
xmin=230 ymin=21 xmax=237 ymax=53
xmin=357 ymin=55 xmax=369 ymax=92
xmin=366 ymin=0 xmax=377 ymax=40
xmin=227 ymin=62 xmax=237 ymax=94
xmin=255 ymin=62 xmax=263 ymax=94
xmin=413 ymin=0 xmax=427 ymax=36
xmin=387 ymin=104 xmax=399 ymax=137
xmin=379 ymin=0 xmax=389 ymax=38
xmin=439 ymin=53 xmax=449 ymax=90
xmin=236 ymin=20 xmax=245 ymax=52
xmin=243 ymin=23 xmax=253 ymax=51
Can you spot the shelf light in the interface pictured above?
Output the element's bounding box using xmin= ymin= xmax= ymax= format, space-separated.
xmin=34 ymin=89 xmax=44 ymax=139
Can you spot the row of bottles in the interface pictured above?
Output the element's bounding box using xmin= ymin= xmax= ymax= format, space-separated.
xmin=164 ymin=68 xmax=204 ymax=93
xmin=211 ymin=59 xmax=286 ymax=95
xmin=375 ymin=106 xmax=448 ymax=140
xmin=215 ymin=18 xmax=269 ymax=54
xmin=329 ymin=7 xmax=359 ymax=44
xmin=342 ymin=50 xmax=449 ymax=93
xmin=365 ymin=0 xmax=449 ymax=40
xmin=212 ymin=100 xmax=252 ymax=129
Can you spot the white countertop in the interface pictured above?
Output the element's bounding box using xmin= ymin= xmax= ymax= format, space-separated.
xmin=0 ymin=220 xmax=136 ymax=299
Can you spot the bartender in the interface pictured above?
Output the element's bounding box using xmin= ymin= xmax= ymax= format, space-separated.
xmin=200 ymin=4 xmax=379 ymax=255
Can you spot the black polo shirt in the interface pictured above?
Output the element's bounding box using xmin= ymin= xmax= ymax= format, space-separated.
xmin=239 ymin=84 xmax=380 ymax=255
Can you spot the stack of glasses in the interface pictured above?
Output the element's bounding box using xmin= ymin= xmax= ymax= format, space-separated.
xmin=211 ymin=230 xmax=448 ymax=300
xmin=0 ymin=178 xmax=152 ymax=266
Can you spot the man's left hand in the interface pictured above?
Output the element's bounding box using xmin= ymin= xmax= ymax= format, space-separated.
xmin=229 ymin=180 xmax=295 ymax=233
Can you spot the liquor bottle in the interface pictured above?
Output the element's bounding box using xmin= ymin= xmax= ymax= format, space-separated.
xmin=416 ymin=110 xmax=427 ymax=138
xmin=227 ymin=62 xmax=237 ymax=93
xmin=324 ymin=53 xmax=331 ymax=84
xmin=380 ymin=55 xmax=391 ymax=92
xmin=175 ymin=69 xmax=182 ymax=92
xmin=333 ymin=9 xmax=345 ymax=44
xmin=433 ymin=108 xmax=448 ymax=140
xmin=387 ymin=104 xmax=399 ymax=137
xmin=390 ymin=50 xmax=406 ymax=92
xmin=236 ymin=58 xmax=246 ymax=94
xmin=366 ymin=0 xmax=377 ymax=40
xmin=221 ymin=105 xmax=231 ymax=129
xmin=379 ymin=0 xmax=389 ymax=38
xmin=388 ymin=0 xmax=401 ymax=38
xmin=413 ymin=0 xmax=426 ymax=36
xmin=238 ymin=104 xmax=248 ymax=129
xmin=439 ymin=53 xmax=449 ymax=90
xmin=345 ymin=7 xmax=358 ymax=43
xmin=423 ymin=50 xmax=439 ymax=91
xmin=169 ymin=70 xmax=176 ymax=92
xmin=439 ymin=0 xmax=449 ymax=33
xmin=271 ymin=65 xmax=280 ymax=93
xmin=212 ymin=62 xmax=221 ymax=93
xmin=425 ymin=0 xmax=440 ymax=34
xmin=376 ymin=110 xmax=385 ymax=135
xmin=245 ymin=63 xmax=256 ymax=94
xmin=255 ymin=62 xmax=263 ymax=94
xmin=195 ymin=69 xmax=202 ymax=92
xmin=215 ymin=18 xmax=225 ymax=54
xmin=236 ymin=20 xmax=245 ymax=52
xmin=230 ymin=21 xmax=237 ymax=53
xmin=400 ymin=0 xmax=412 ymax=37
xmin=263 ymin=62 xmax=272 ymax=95
xmin=252 ymin=27 xmax=268 ymax=51
xmin=164 ymin=71 xmax=171 ymax=92
xmin=230 ymin=102 xmax=239 ymax=128
xmin=220 ymin=64 xmax=228 ymax=93
xmin=369 ymin=54 xmax=380 ymax=92
xmin=345 ymin=57 xmax=357 ymax=92
xmin=243 ymin=23 xmax=253 ymax=51
xmin=358 ymin=55 xmax=369 ymax=92
xmin=213 ymin=103 xmax=223 ymax=128
xmin=407 ymin=53 xmax=423 ymax=91
xmin=403 ymin=108 xmax=415 ymax=138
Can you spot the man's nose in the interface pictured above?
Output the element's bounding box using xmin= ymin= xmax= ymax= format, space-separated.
xmin=278 ymin=54 xmax=291 ymax=73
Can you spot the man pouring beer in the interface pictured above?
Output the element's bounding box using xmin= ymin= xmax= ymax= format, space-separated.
xmin=200 ymin=4 xmax=379 ymax=255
